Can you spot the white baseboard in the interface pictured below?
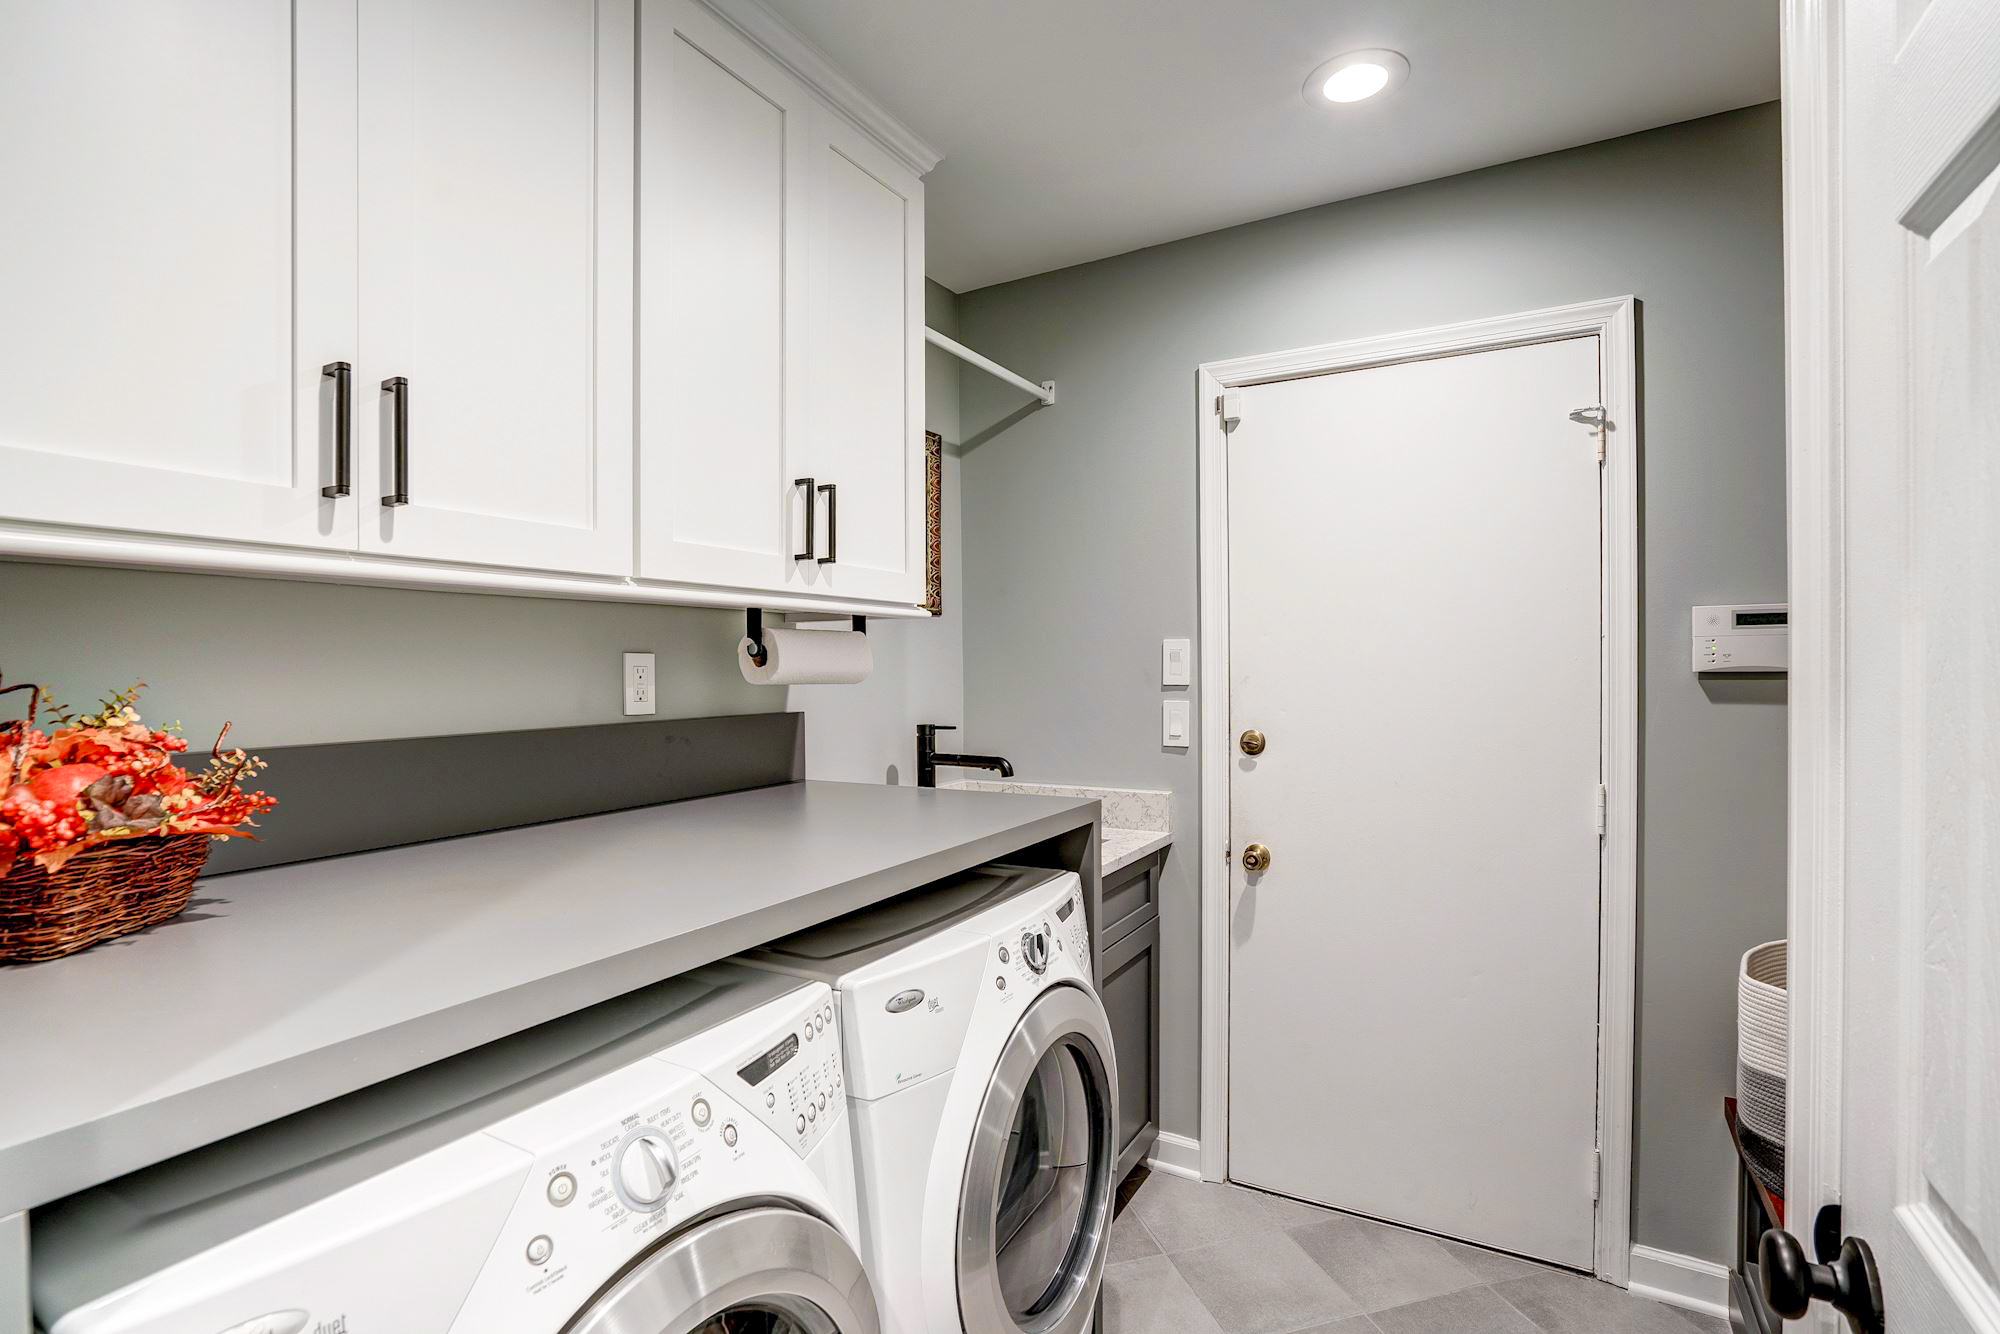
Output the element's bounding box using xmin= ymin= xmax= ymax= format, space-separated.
xmin=1628 ymin=1244 xmax=1731 ymax=1322
xmin=1143 ymin=1131 xmax=1203 ymax=1181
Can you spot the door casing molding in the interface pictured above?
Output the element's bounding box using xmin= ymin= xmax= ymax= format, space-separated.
xmin=1778 ymin=7 xmax=1844 ymax=1332
xmin=1195 ymin=296 xmax=1640 ymax=1284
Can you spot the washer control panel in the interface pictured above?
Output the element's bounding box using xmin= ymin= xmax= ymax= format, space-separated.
xmin=993 ymin=888 xmax=1091 ymax=995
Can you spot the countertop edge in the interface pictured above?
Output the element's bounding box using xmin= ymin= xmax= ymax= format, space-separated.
xmin=1103 ymin=829 xmax=1174 ymax=875
xmin=0 ymin=785 xmax=1100 ymax=1215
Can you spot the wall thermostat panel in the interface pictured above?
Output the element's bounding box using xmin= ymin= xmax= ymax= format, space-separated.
xmin=1693 ymin=603 xmax=1788 ymax=673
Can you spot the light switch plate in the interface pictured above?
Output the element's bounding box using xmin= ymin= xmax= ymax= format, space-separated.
xmin=1161 ymin=638 xmax=1191 ymax=687
xmin=622 ymin=651 xmax=655 ymax=716
xmin=1161 ymin=699 xmax=1190 ymax=748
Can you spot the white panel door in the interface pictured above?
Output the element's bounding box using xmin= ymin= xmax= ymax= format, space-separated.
xmin=1227 ymin=337 xmax=1604 ymax=1267
xmin=1801 ymin=0 xmax=2000 ymax=1329
xmin=796 ymin=108 xmax=925 ymax=606
xmin=357 ymin=0 xmax=633 ymax=575
xmin=0 ymin=0 xmax=357 ymax=549
xmin=636 ymin=0 xmax=810 ymax=594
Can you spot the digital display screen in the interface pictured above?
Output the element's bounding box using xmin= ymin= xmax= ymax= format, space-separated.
xmin=1057 ymin=899 xmax=1075 ymax=922
xmin=1734 ymin=610 xmax=1787 ymax=627
xmin=736 ymin=1033 xmax=799 ymax=1087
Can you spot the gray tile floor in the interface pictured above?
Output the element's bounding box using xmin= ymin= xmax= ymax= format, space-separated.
xmin=1102 ymin=1172 xmax=1730 ymax=1334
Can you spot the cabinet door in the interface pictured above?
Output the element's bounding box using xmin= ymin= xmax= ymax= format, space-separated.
xmin=1100 ymin=914 xmax=1161 ymax=1179
xmin=0 ymin=1 xmax=357 ymax=549
xmin=796 ymin=108 xmax=926 ymax=606
xmin=635 ymin=0 xmax=810 ymax=593
xmin=356 ymin=0 xmax=633 ymax=575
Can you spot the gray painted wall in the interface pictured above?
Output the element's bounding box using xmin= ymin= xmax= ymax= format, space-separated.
xmin=0 ymin=283 xmax=963 ymax=776
xmin=954 ymin=105 xmax=1786 ymax=1264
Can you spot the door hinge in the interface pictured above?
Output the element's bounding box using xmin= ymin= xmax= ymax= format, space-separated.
xmin=1568 ymin=405 xmax=1608 ymax=462
xmin=1591 ymin=1149 xmax=1602 ymax=1201
xmin=1218 ymin=392 xmax=1244 ymax=430
xmin=1594 ymin=784 xmax=1608 ymax=838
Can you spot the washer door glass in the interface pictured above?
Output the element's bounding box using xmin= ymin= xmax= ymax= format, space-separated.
xmin=995 ymin=1043 xmax=1096 ymax=1316
xmin=959 ymin=984 xmax=1116 ymax=1334
xmin=688 ymin=1302 xmax=836 ymax=1333
xmin=562 ymin=1207 xmax=877 ymax=1334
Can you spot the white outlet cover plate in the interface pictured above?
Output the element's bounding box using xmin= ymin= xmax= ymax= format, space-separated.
xmin=623 ymin=651 xmax=656 ymax=716
xmin=1161 ymin=698 xmax=1191 ymax=748
xmin=1162 ymin=638 xmax=1191 ymax=687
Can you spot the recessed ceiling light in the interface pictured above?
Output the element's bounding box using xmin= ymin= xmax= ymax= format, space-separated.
xmin=1303 ymin=49 xmax=1409 ymax=107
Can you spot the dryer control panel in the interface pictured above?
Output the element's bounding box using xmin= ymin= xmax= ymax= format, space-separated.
xmin=727 ymin=990 xmax=845 ymax=1156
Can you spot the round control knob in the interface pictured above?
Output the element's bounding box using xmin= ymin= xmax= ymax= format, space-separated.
xmin=1021 ymin=929 xmax=1051 ymax=974
xmin=616 ymin=1131 xmax=677 ymax=1210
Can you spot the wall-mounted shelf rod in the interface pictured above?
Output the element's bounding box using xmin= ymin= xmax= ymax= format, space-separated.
xmin=925 ymin=327 xmax=1055 ymax=406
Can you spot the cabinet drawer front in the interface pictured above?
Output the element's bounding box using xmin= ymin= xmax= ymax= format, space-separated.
xmin=636 ymin=0 xmax=811 ymax=594
xmin=1100 ymin=854 xmax=1163 ymax=949
xmin=0 ymin=0 xmax=357 ymax=549
xmin=356 ymin=0 xmax=634 ymax=576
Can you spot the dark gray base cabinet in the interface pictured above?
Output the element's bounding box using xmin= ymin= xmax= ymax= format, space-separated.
xmin=1095 ymin=847 xmax=1165 ymax=1180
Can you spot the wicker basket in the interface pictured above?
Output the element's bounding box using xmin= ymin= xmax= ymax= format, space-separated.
xmin=0 ymin=834 xmax=210 ymax=963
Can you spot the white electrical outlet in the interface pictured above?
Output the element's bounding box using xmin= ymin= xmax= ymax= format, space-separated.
xmin=622 ymin=652 xmax=655 ymax=716
xmin=1161 ymin=699 xmax=1190 ymax=748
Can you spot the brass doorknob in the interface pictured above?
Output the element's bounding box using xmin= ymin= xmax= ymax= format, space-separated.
xmin=1239 ymin=729 xmax=1266 ymax=756
xmin=1241 ymin=843 xmax=1272 ymax=872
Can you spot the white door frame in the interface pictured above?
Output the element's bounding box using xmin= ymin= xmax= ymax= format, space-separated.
xmin=1777 ymin=9 xmax=1843 ymax=1332
xmin=1195 ymin=296 xmax=1641 ymax=1284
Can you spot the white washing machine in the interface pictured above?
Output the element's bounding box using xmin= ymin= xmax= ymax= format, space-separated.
xmin=737 ymin=865 xmax=1116 ymax=1334
xmin=32 ymin=964 xmax=878 ymax=1334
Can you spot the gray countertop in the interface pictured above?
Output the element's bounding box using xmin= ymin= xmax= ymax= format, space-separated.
xmin=0 ymin=781 xmax=1097 ymax=1215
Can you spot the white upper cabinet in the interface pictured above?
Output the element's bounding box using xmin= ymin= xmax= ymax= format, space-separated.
xmin=0 ymin=0 xmax=933 ymax=612
xmin=355 ymin=0 xmax=635 ymax=575
xmin=793 ymin=109 xmax=926 ymax=606
xmin=636 ymin=0 xmax=810 ymax=594
xmin=0 ymin=1 xmax=358 ymax=549
xmin=639 ymin=0 xmax=932 ymax=608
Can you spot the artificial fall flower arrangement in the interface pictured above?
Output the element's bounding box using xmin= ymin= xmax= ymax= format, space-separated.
xmin=0 ymin=680 xmax=276 ymax=880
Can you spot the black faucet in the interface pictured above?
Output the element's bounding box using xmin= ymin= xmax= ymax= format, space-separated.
xmin=916 ymin=724 xmax=1014 ymax=788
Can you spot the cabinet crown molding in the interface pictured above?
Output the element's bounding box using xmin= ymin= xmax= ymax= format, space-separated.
xmin=701 ymin=0 xmax=943 ymax=177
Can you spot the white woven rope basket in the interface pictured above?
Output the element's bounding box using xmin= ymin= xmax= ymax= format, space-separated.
xmin=1737 ymin=939 xmax=1788 ymax=1146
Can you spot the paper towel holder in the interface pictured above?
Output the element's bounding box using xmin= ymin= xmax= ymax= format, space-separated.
xmin=744 ymin=608 xmax=866 ymax=668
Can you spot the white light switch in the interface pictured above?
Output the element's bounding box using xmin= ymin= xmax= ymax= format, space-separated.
xmin=623 ymin=652 xmax=656 ymax=716
xmin=1162 ymin=638 xmax=1191 ymax=687
xmin=1161 ymin=699 xmax=1190 ymax=748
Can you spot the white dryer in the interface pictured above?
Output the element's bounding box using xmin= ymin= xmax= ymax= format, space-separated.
xmin=33 ymin=964 xmax=877 ymax=1334
xmin=737 ymin=866 xmax=1116 ymax=1334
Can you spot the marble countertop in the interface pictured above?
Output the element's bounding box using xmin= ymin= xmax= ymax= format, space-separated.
xmin=949 ymin=780 xmax=1172 ymax=874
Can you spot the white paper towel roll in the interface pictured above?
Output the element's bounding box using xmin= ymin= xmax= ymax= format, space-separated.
xmin=738 ymin=627 xmax=874 ymax=685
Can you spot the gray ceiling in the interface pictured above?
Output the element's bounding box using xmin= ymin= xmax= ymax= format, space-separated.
xmin=764 ymin=0 xmax=1780 ymax=291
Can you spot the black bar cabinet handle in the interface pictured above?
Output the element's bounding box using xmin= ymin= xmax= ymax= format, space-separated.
xmin=320 ymin=361 xmax=352 ymax=498
xmin=792 ymin=477 xmax=815 ymax=561
xmin=382 ymin=376 xmax=409 ymax=507
xmin=817 ymin=482 xmax=837 ymax=564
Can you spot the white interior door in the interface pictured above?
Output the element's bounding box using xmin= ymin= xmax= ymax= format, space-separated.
xmin=1227 ymin=336 xmax=1604 ymax=1268
xmin=1796 ymin=0 xmax=2000 ymax=1329
xmin=795 ymin=107 xmax=925 ymax=605
xmin=357 ymin=0 xmax=633 ymax=575
xmin=636 ymin=0 xmax=811 ymax=594
xmin=0 ymin=0 xmax=356 ymax=549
